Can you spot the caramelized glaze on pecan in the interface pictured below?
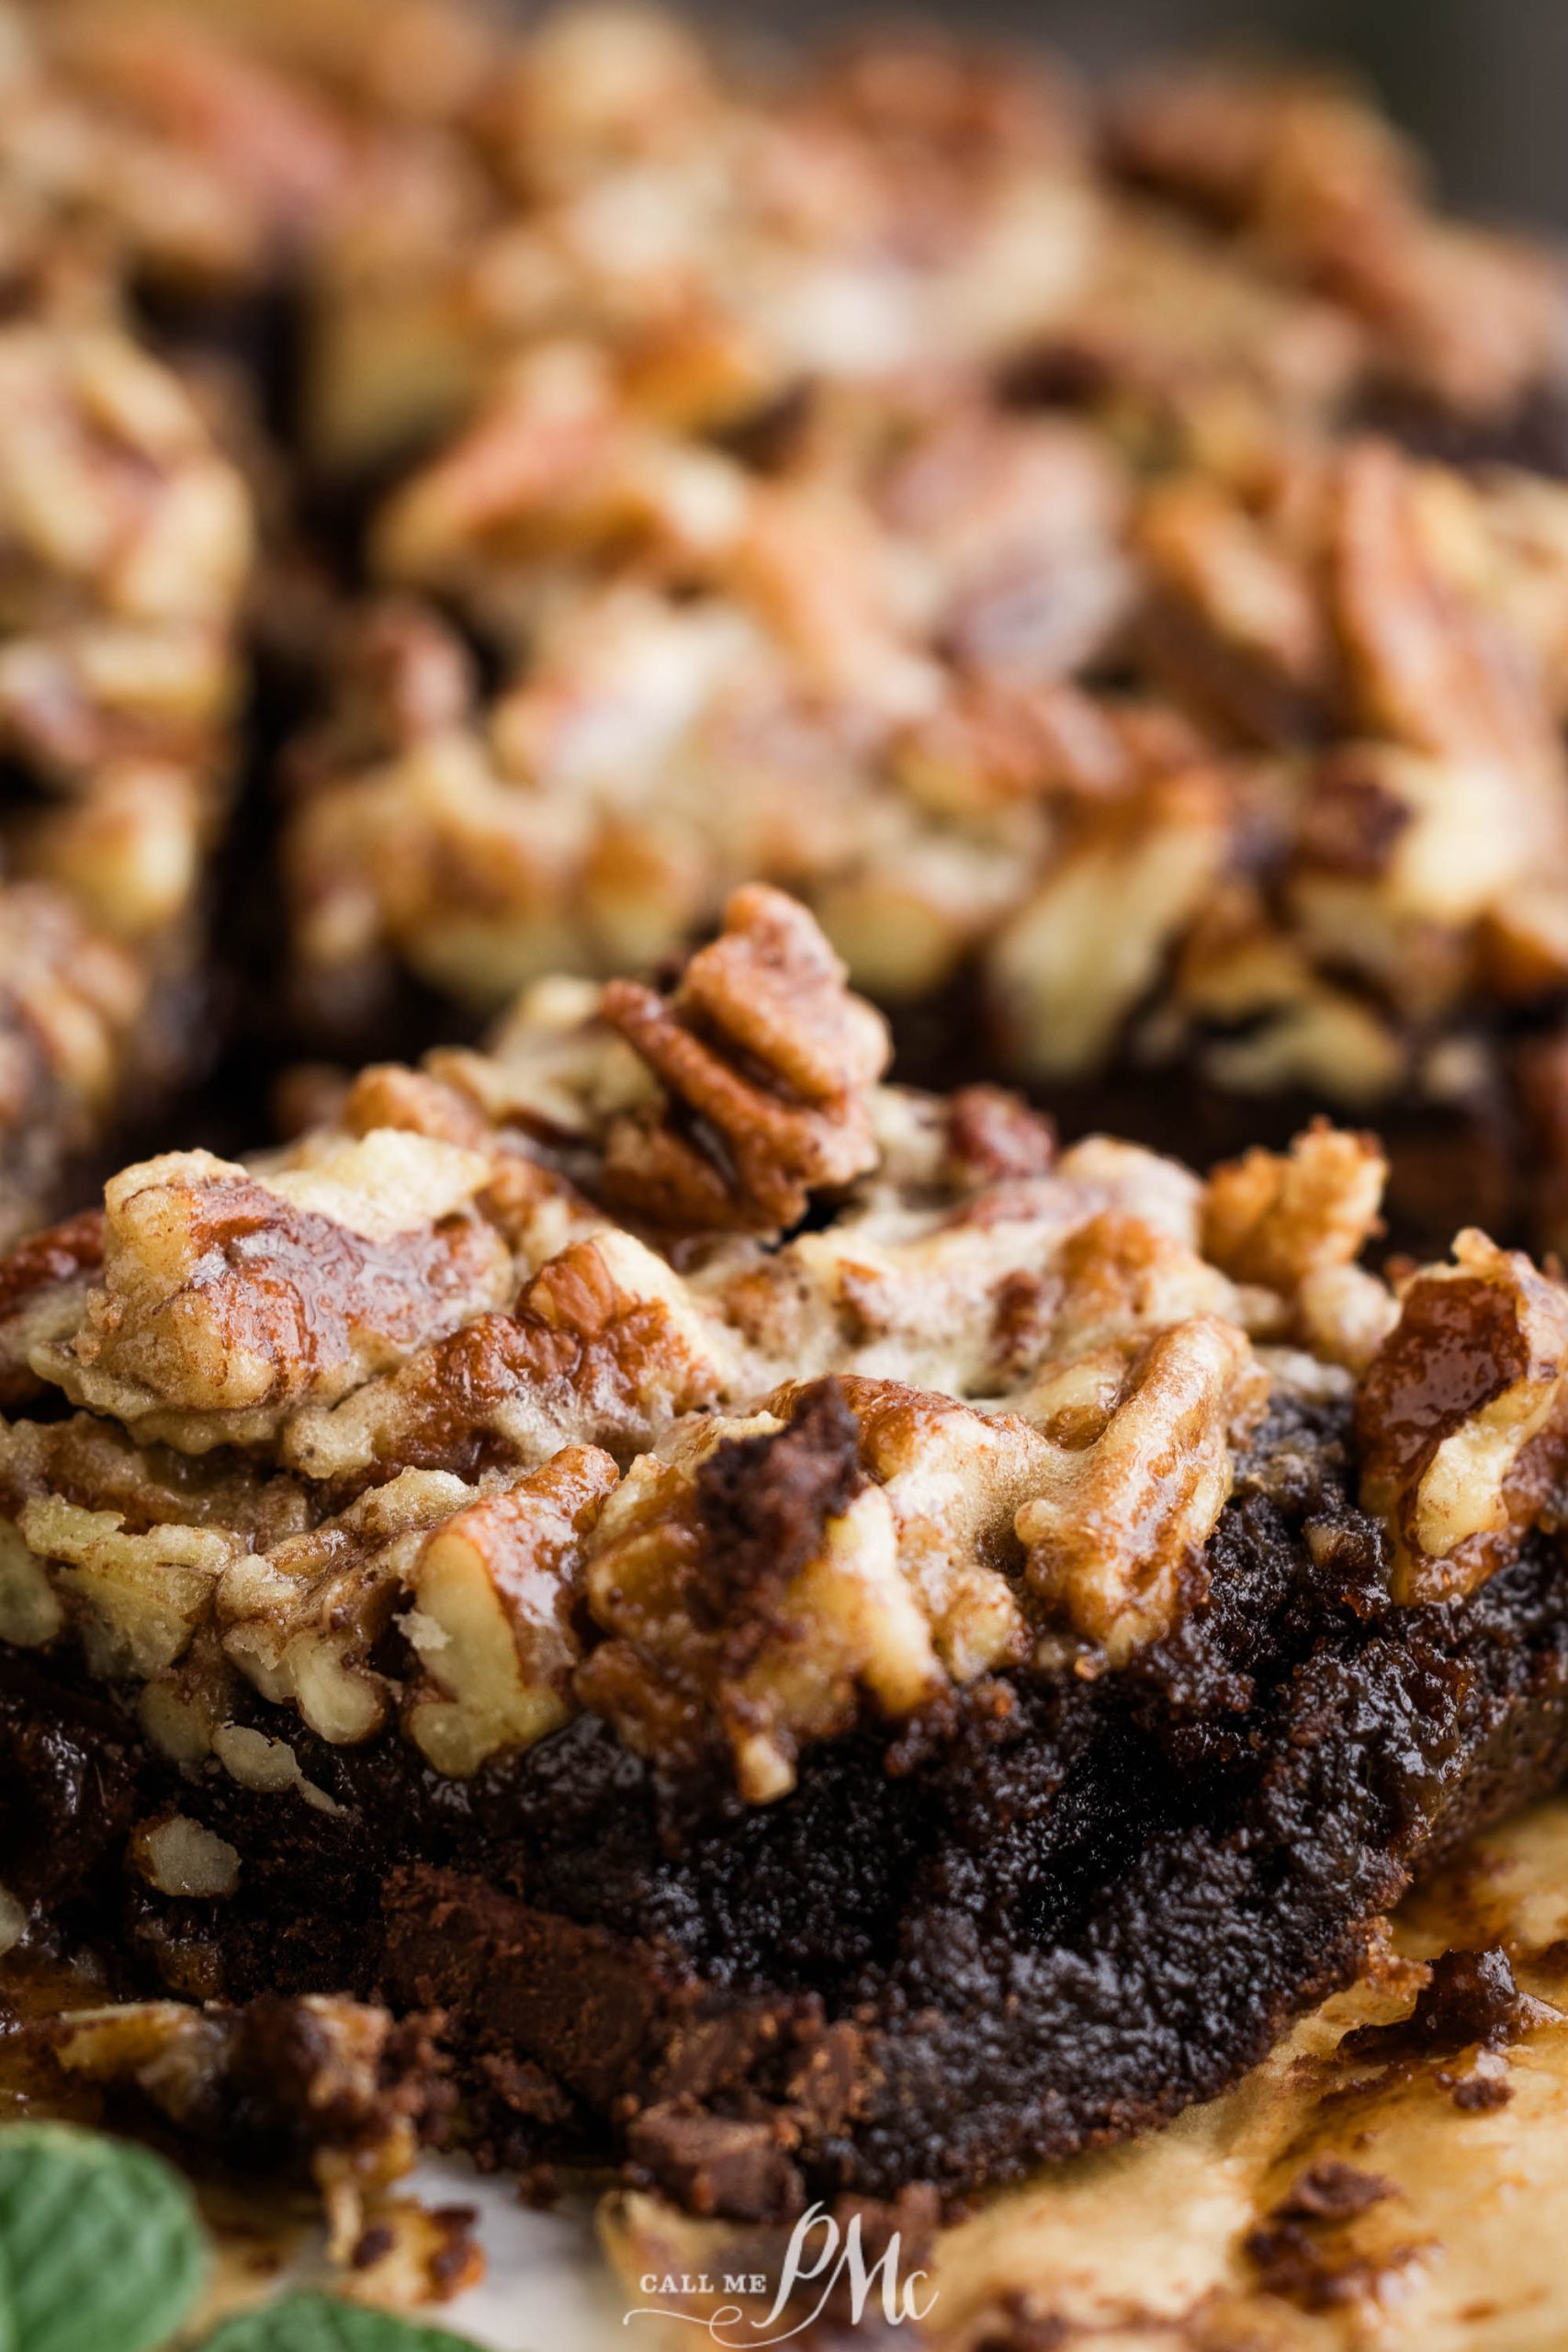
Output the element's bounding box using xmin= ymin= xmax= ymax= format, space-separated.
xmin=598 ymin=885 xmax=890 ymax=1233
xmin=1356 ymin=1232 xmax=1568 ymax=1603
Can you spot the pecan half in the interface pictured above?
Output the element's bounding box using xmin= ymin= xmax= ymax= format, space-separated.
xmin=1017 ymin=1314 xmax=1267 ymax=1661
xmin=600 ymin=885 xmax=890 ymax=1233
xmin=39 ymin=1133 xmax=513 ymax=1450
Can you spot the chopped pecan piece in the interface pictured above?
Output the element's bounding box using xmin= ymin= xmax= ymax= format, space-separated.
xmin=599 ymin=886 xmax=890 ymax=1233
xmin=281 ymin=1227 xmax=739 ymax=1487
xmin=1111 ymin=62 xmax=1562 ymax=420
xmin=1357 ymin=1231 xmax=1568 ymax=1602
xmin=1136 ymin=474 xmax=1334 ymax=733
xmin=0 ymin=323 xmax=251 ymax=775
xmin=990 ymin=768 xmax=1231 ymax=1079
xmin=0 ymin=883 xmax=149 ymax=1250
xmin=0 ymin=1204 xmax=104 ymax=1404
xmin=577 ymin=1380 xmax=941 ymax=1803
xmin=1016 ymin=1315 xmax=1267 ymax=1662
xmin=130 ymin=1811 xmax=243 ymax=1898
xmin=1201 ymin=1124 xmax=1387 ymax=1298
xmin=17 ymin=1497 xmax=243 ymax=1681
xmin=37 ymin=1133 xmax=514 ymax=1450
xmin=402 ymin=1443 xmax=619 ymax=1775
xmin=771 ymin=1373 xmax=1036 ymax=1680
xmin=1334 ymin=442 xmax=1558 ymax=781
xmin=219 ymin=1466 xmax=479 ymax=1745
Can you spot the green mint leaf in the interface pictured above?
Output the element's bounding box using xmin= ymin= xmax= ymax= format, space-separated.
xmin=196 ymin=2293 xmax=479 ymax=2351
xmin=0 ymin=2121 xmax=207 ymax=2352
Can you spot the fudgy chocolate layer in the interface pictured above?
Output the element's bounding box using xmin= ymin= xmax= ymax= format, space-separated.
xmin=6 ymin=1395 xmax=1568 ymax=2218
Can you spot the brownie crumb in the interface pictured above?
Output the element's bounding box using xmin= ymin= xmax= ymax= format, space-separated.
xmin=1245 ymin=2220 xmax=1418 ymax=2312
xmin=349 ymin=2225 xmax=395 ymax=2270
xmin=693 ymin=1379 xmax=863 ymax=1668
xmin=1340 ymin=1945 xmax=1557 ymax=2062
xmin=627 ymin=2108 xmax=805 ymax=2222
xmin=1275 ymin=2158 xmax=1396 ymax=2222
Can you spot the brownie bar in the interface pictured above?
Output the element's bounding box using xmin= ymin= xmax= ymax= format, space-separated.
xmin=5 ymin=889 xmax=1568 ymax=2218
xmin=8 ymin=3 xmax=1568 ymax=1265
xmin=10 ymin=1388 xmax=1568 ymax=2218
xmin=0 ymin=319 xmax=252 ymax=1245
xmin=260 ymin=14 xmax=1568 ymax=1260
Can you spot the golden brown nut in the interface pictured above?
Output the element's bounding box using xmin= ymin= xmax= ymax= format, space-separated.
xmin=1357 ymin=1230 xmax=1568 ymax=1603
xmin=1201 ymin=1124 xmax=1387 ymax=1298
xmin=1111 ymin=62 xmax=1562 ymax=421
xmin=599 ymin=884 xmax=890 ymax=1233
xmin=989 ymin=767 xmax=1232 ymax=1079
xmin=577 ymin=1381 xmax=942 ymax=1804
xmin=1017 ymin=1314 xmax=1267 ymax=1662
xmin=37 ymin=1133 xmax=514 ymax=1450
xmin=403 ymin=1443 xmax=619 ymax=1774
xmin=0 ymin=885 xmax=146 ymax=1249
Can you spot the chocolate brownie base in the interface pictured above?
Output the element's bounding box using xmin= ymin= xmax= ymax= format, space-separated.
xmin=7 ymin=1395 xmax=1568 ymax=2219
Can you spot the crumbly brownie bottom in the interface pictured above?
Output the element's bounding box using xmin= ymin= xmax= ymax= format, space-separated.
xmin=6 ymin=1394 xmax=1568 ymax=2221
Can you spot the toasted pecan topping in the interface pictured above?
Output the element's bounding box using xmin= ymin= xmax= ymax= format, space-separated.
xmin=340 ymin=1063 xmax=494 ymax=1151
xmin=403 ymin=1443 xmax=619 ymax=1774
xmin=599 ymin=885 xmax=890 ymax=1233
xmin=578 ymin=1379 xmax=940 ymax=1803
xmin=1202 ymin=1125 xmax=1387 ymax=1297
xmin=197 ymin=7 xmax=1568 ymax=1170
xmin=1136 ymin=475 xmax=1333 ymax=731
xmin=1017 ymin=1315 xmax=1268 ymax=1663
xmin=0 ymin=306 xmax=252 ymax=1242
xmin=1 ymin=866 xmax=1563 ymax=1790
xmin=786 ymin=1372 xmax=1035 ymax=1681
xmin=942 ymin=1086 xmax=1056 ymax=1187
xmin=1028 ymin=1210 xmax=1241 ymax=1363
xmin=1111 ymin=64 xmax=1414 ymax=226
xmin=219 ymin=1465 xmax=480 ymax=1745
xmin=280 ymin=43 xmax=1568 ymax=1139
xmin=990 ymin=765 xmax=1233 ymax=1080
xmin=1110 ymin=62 xmax=1562 ymax=419
xmin=281 ymin=1226 xmax=740 ymax=1489
xmin=1356 ymin=1232 xmax=1568 ymax=1604
xmin=513 ymin=1233 xmax=738 ymax=1437
xmin=0 ymin=327 xmax=250 ymax=749
xmin=39 ymin=1136 xmax=513 ymax=1449
xmin=30 ymin=0 xmax=1568 ymax=1827
xmin=0 ymin=1205 xmax=104 ymax=1326
xmin=0 ymin=876 xmax=151 ymax=1250
xmin=1334 ymin=443 xmax=1557 ymax=782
